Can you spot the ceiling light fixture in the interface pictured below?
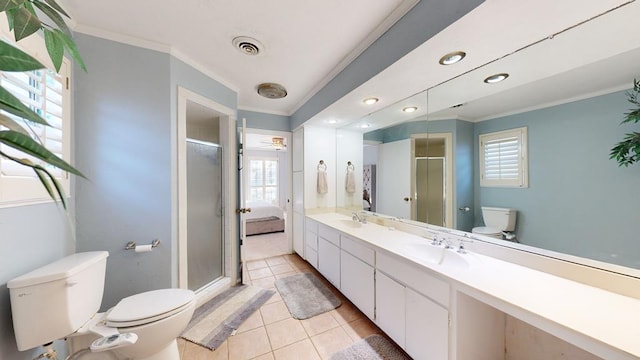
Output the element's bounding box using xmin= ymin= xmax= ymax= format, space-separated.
xmin=360 ymin=123 xmax=371 ymax=129
xmin=327 ymin=119 xmax=338 ymax=124
xmin=403 ymin=106 xmax=418 ymax=113
xmin=257 ymin=83 xmax=288 ymax=99
xmin=271 ymin=137 xmax=286 ymax=150
xmin=439 ymin=51 xmax=466 ymax=65
xmin=484 ymin=73 xmax=509 ymax=84
xmin=363 ymin=97 xmax=379 ymax=105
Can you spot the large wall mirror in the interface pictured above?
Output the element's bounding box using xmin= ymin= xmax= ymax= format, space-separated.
xmin=338 ymin=1 xmax=640 ymax=275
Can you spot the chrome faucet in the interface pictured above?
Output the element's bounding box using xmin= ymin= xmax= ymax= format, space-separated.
xmin=352 ymin=212 xmax=367 ymax=224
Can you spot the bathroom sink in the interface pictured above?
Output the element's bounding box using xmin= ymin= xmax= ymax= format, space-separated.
xmin=337 ymin=219 xmax=364 ymax=228
xmin=402 ymin=243 xmax=470 ymax=268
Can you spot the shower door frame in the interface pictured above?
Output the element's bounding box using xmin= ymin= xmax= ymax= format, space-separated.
xmin=176 ymin=87 xmax=238 ymax=302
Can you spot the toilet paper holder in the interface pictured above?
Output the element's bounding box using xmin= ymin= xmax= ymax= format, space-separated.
xmin=125 ymin=239 xmax=160 ymax=250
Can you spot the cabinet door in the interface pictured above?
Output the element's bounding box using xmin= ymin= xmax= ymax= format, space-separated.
xmin=293 ymin=212 xmax=304 ymax=257
xmin=340 ymin=250 xmax=374 ymax=320
xmin=375 ymin=272 xmax=405 ymax=348
xmin=406 ymin=288 xmax=449 ymax=360
xmin=318 ymin=237 xmax=341 ymax=288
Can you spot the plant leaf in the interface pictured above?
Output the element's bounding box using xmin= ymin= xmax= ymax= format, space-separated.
xmin=44 ymin=29 xmax=63 ymax=72
xmin=0 ymin=41 xmax=46 ymax=71
xmin=0 ymin=0 xmax=25 ymax=12
xmin=0 ymin=85 xmax=49 ymax=126
xmin=11 ymin=6 xmax=41 ymax=41
xmin=55 ymin=29 xmax=86 ymax=71
xmin=32 ymin=0 xmax=71 ymax=36
xmin=35 ymin=164 xmax=67 ymax=209
xmin=0 ymin=113 xmax=28 ymax=134
xmin=42 ymin=0 xmax=69 ymax=18
xmin=0 ymin=130 xmax=85 ymax=177
xmin=33 ymin=166 xmax=56 ymax=200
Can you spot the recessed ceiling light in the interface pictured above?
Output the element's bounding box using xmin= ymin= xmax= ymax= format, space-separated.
xmin=360 ymin=123 xmax=371 ymax=129
xmin=439 ymin=51 xmax=466 ymax=65
xmin=403 ymin=106 xmax=418 ymax=113
xmin=484 ymin=73 xmax=509 ymax=84
xmin=363 ymin=97 xmax=379 ymax=105
xmin=327 ymin=119 xmax=338 ymax=124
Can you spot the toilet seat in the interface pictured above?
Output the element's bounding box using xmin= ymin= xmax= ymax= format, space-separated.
xmin=106 ymin=289 xmax=195 ymax=328
xmin=472 ymin=226 xmax=502 ymax=236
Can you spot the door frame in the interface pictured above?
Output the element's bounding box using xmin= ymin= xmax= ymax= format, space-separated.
xmin=176 ymin=87 xmax=238 ymax=300
xmin=241 ymin=128 xmax=294 ymax=255
xmin=410 ymin=133 xmax=454 ymax=228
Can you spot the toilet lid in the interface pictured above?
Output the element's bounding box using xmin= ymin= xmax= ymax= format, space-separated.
xmin=472 ymin=226 xmax=502 ymax=235
xmin=106 ymin=289 xmax=194 ymax=328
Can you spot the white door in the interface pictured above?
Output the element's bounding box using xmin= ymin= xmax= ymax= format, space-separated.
xmin=340 ymin=250 xmax=374 ymax=319
xmin=375 ymin=272 xmax=406 ymax=348
xmin=318 ymin=237 xmax=341 ymax=288
xmin=377 ymin=139 xmax=411 ymax=219
xmin=406 ymin=288 xmax=449 ymax=360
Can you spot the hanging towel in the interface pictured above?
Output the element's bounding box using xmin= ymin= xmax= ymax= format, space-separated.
xmin=317 ymin=162 xmax=328 ymax=194
xmin=345 ymin=164 xmax=356 ymax=194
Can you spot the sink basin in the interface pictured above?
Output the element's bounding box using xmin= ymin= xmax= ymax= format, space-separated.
xmin=402 ymin=243 xmax=470 ymax=268
xmin=337 ymin=219 xmax=364 ymax=228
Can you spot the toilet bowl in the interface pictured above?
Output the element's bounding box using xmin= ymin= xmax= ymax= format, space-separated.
xmin=68 ymin=288 xmax=196 ymax=360
xmin=8 ymin=251 xmax=196 ymax=360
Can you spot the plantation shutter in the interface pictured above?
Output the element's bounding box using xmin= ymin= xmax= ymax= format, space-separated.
xmin=480 ymin=127 xmax=528 ymax=188
xmin=0 ymin=67 xmax=67 ymax=179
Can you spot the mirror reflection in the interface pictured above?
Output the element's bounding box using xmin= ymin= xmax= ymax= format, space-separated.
xmin=345 ymin=1 xmax=640 ymax=271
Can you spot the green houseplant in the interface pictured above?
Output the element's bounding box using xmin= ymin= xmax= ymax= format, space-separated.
xmin=0 ymin=0 xmax=86 ymax=208
xmin=610 ymin=79 xmax=640 ymax=167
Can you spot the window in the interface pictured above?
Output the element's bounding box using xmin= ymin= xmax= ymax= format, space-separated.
xmin=0 ymin=30 xmax=71 ymax=206
xmin=248 ymin=158 xmax=278 ymax=205
xmin=479 ymin=127 xmax=528 ymax=188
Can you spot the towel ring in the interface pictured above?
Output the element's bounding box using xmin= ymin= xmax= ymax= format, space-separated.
xmin=346 ymin=161 xmax=355 ymax=171
xmin=318 ymin=160 xmax=327 ymax=171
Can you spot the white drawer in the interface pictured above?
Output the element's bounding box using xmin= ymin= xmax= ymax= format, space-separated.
xmin=305 ymin=217 xmax=318 ymax=234
xmin=377 ymin=251 xmax=449 ymax=308
xmin=318 ymin=224 xmax=340 ymax=246
xmin=306 ymin=245 xmax=318 ymax=269
xmin=305 ymin=229 xmax=318 ymax=251
xmin=341 ymin=234 xmax=375 ymax=266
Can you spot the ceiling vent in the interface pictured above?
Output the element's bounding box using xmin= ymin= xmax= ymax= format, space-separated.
xmin=257 ymin=83 xmax=288 ymax=99
xmin=232 ymin=36 xmax=263 ymax=56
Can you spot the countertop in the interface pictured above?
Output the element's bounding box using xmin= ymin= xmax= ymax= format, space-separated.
xmin=307 ymin=212 xmax=640 ymax=360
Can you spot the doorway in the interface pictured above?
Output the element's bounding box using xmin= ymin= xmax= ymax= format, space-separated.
xmin=177 ymin=87 xmax=238 ymax=304
xmin=411 ymin=133 xmax=454 ymax=228
xmin=241 ymin=129 xmax=293 ymax=262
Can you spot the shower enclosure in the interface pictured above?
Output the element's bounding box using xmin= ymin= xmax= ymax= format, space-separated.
xmin=186 ymin=139 xmax=224 ymax=291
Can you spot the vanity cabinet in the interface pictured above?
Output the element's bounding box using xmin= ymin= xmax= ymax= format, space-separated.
xmin=305 ymin=218 xmax=318 ymax=269
xmin=340 ymin=234 xmax=375 ymax=320
xmin=376 ymin=251 xmax=450 ymax=360
xmin=317 ymin=224 xmax=341 ymax=288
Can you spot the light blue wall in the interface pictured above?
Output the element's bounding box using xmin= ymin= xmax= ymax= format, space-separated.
xmin=290 ymin=0 xmax=485 ymax=129
xmin=474 ymin=90 xmax=640 ymax=268
xmin=0 ymin=204 xmax=73 ymax=359
xmin=73 ymin=34 xmax=174 ymax=309
xmin=455 ymin=119 xmax=474 ymax=231
xmin=238 ymin=110 xmax=290 ymax=132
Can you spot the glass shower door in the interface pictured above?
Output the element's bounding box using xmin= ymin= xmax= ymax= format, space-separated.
xmin=186 ymin=139 xmax=223 ymax=291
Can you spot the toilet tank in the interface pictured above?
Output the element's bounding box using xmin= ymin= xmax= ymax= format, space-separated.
xmin=7 ymin=251 xmax=108 ymax=351
xmin=481 ymin=206 xmax=517 ymax=231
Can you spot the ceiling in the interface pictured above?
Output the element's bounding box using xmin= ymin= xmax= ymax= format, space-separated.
xmin=305 ymin=0 xmax=638 ymax=132
xmin=62 ymin=0 xmax=416 ymax=116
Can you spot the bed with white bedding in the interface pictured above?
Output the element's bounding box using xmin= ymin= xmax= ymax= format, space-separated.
xmin=244 ymin=200 xmax=285 ymax=236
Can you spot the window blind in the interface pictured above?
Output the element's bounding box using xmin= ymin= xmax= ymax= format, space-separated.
xmin=480 ymin=127 xmax=528 ymax=188
xmin=0 ymin=68 xmax=66 ymax=179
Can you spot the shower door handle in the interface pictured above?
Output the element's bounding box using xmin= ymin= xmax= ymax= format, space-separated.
xmin=236 ymin=208 xmax=252 ymax=214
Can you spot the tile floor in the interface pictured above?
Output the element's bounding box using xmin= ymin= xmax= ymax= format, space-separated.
xmin=176 ymin=253 xmax=400 ymax=359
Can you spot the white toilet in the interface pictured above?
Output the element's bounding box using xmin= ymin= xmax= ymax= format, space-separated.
xmin=472 ymin=206 xmax=517 ymax=239
xmin=7 ymin=251 xmax=196 ymax=360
